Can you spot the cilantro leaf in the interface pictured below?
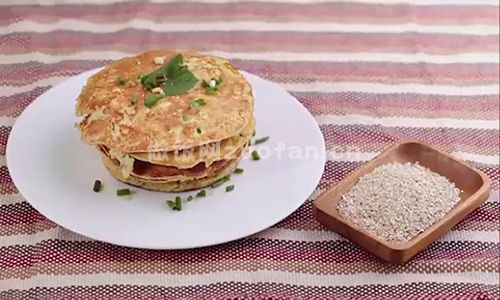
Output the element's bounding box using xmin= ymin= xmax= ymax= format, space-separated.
xmin=163 ymin=67 xmax=198 ymax=96
xmin=166 ymin=54 xmax=184 ymax=78
xmin=140 ymin=53 xmax=197 ymax=96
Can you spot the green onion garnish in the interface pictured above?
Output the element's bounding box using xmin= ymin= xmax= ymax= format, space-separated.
xmin=166 ymin=196 xmax=182 ymax=211
xmin=196 ymin=190 xmax=206 ymax=198
xmin=144 ymin=95 xmax=164 ymax=108
xmin=191 ymin=98 xmax=207 ymax=110
xmin=175 ymin=196 xmax=182 ymax=210
xmin=187 ymin=195 xmax=193 ymax=201
xmin=211 ymin=176 xmax=230 ymax=188
xmin=225 ymin=185 xmax=235 ymax=192
xmin=182 ymin=115 xmax=189 ymax=122
xmin=203 ymin=78 xmax=222 ymax=86
xmin=116 ymin=188 xmax=132 ymax=196
xmin=93 ymin=180 xmax=102 ymax=192
xmin=251 ymin=150 xmax=261 ymax=161
xmin=166 ymin=200 xmax=176 ymax=210
xmin=205 ymin=87 xmax=218 ymax=95
xmin=234 ymin=168 xmax=244 ymax=174
xmin=202 ymin=78 xmax=221 ymax=95
xmin=117 ymin=76 xmax=126 ymax=85
xmin=254 ymin=136 xmax=269 ymax=145
xmin=196 ymin=128 xmax=202 ymax=134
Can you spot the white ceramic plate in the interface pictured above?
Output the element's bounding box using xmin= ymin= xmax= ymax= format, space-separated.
xmin=7 ymin=70 xmax=325 ymax=249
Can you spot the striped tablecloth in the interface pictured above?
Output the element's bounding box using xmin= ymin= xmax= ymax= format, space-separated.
xmin=1 ymin=1 xmax=499 ymax=299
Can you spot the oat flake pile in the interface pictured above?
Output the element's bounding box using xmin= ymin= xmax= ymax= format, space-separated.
xmin=338 ymin=162 xmax=462 ymax=243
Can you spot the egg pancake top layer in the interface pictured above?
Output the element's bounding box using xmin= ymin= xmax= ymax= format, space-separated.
xmin=130 ymin=116 xmax=254 ymax=168
xmin=76 ymin=50 xmax=254 ymax=153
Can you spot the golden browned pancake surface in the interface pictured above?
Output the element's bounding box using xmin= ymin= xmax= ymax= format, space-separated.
xmin=130 ymin=116 xmax=254 ymax=168
xmin=76 ymin=50 xmax=254 ymax=153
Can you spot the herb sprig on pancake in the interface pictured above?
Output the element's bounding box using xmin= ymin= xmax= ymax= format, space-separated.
xmin=140 ymin=54 xmax=198 ymax=99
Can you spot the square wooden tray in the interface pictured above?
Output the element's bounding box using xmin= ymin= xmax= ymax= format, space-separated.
xmin=313 ymin=140 xmax=491 ymax=264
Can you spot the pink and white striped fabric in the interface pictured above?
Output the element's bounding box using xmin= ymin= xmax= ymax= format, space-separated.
xmin=0 ymin=1 xmax=499 ymax=299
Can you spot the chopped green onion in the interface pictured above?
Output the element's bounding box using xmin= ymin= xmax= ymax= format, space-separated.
xmin=203 ymin=77 xmax=222 ymax=86
xmin=196 ymin=128 xmax=202 ymax=134
xmin=211 ymin=176 xmax=230 ymax=188
xmin=93 ymin=180 xmax=102 ymax=192
xmin=175 ymin=196 xmax=182 ymax=210
xmin=254 ymin=136 xmax=269 ymax=145
xmin=225 ymin=185 xmax=235 ymax=192
xmin=251 ymin=150 xmax=261 ymax=161
xmin=202 ymin=79 xmax=219 ymax=94
xmin=191 ymin=98 xmax=207 ymax=110
xmin=117 ymin=76 xmax=126 ymax=85
xmin=205 ymin=87 xmax=218 ymax=95
xmin=234 ymin=168 xmax=244 ymax=174
xmin=187 ymin=195 xmax=193 ymax=201
xmin=130 ymin=95 xmax=138 ymax=104
xmin=166 ymin=196 xmax=182 ymax=211
xmin=144 ymin=95 xmax=163 ymax=108
xmin=196 ymin=190 xmax=206 ymax=198
xmin=166 ymin=200 xmax=176 ymax=209
xmin=116 ymin=188 xmax=132 ymax=196
xmin=182 ymin=115 xmax=189 ymax=122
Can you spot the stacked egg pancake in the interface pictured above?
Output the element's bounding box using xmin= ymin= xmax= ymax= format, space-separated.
xmin=76 ymin=50 xmax=254 ymax=192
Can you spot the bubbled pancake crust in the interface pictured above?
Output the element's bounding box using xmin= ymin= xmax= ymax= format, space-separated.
xmin=130 ymin=116 xmax=254 ymax=168
xmin=76 ymin=50 xmax=254 ymax=153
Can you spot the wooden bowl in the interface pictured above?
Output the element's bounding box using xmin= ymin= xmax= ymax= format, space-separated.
xmin=313 ymin=140 xmax=491 ymax=264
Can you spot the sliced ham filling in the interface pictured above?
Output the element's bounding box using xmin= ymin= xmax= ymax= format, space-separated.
xmin=133 ymin=158 xmax=231 ymax=178
xmin=99 ymin=146 xmax=234 ymax=178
